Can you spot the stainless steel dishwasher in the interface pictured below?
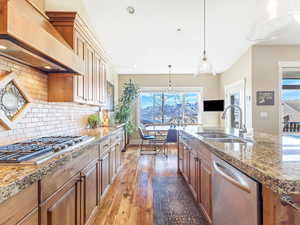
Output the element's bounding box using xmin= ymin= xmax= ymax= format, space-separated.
xmin=212 ymin=155 xmax=261 ymax=225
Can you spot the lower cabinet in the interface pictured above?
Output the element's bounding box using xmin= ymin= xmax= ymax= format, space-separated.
xmin=189 ymin=150 xmax=199 ymax=200
xmin=100 ymin=151 xmax=110 ymax=196
xmin=178 ymin=141 xmax=184 ymax=173
xmin=40 ymin=174 xmax=81 ymax=225
xmin=183 ymin=145 xmax=190 ymax=182
xmin=0 ymin=129 xmax=125 ymax=225
xmin=115 ymin=143 xmax=121 ymax=171
xmin=179 ymin=134 xmax=213 ymax=224
xmin=200 ymin=163 xmax=212 ymax=224
xmin=110 ymin=146 xmax=116 ymax=182
xmin=81 ymin=160 xmax=100 ymax=225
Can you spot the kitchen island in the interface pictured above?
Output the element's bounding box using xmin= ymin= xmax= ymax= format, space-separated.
xmin=178 ymin=126 xmax=300 ymax=225
xmin=0 ymin=125 xmax=125 ymax=225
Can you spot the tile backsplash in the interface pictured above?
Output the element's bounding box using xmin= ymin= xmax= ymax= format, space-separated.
xmin=0 ymin=57 xmax=99 ymax=145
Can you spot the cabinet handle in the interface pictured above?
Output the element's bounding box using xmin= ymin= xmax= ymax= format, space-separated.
xmin=281 ymin=195 xmax=300 ymax=213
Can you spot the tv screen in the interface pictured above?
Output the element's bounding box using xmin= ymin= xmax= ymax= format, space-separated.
xmin=204 ymin=100 xmax=224 ymax=112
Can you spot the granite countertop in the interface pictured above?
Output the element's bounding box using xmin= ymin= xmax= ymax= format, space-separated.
xmin=181 ymin=126 xmax=300 ymax=195
xmin=0 ymin=125 xmax=124 ymax=204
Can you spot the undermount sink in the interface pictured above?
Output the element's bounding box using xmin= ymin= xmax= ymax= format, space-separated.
xmin=197 ymin=132 xmax=254 ymax=144
xmin=205 ymin=138 xmax=249 ymax=144
xmin=196 ymin=132 xmax=234 ymax=139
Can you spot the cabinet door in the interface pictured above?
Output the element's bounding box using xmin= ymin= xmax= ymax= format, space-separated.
xmin=110 ymin=147 xmax=116 ymax=182
xmin=200 ymin=164 xmax=212 ymax=223
xmin=100 ymin=152 xmax=110 ymax=196
xmin=99 ymin=61 xmax=107 ymax=104
xmin=178 ymin=141 xmax=184 ymax=173
xmin=94 ymin=54 xmax=101 ymax=104
xmin=115 ymin=142 xmax=121 ymax=172
xmin=189 ymin=151 xmax=198 ymax=199
xmin=40 ymin=175 xmax=81 ymax=225
xmin=183 ymin=147 xmax=190 ymax=183
xmin=81 ymin=161 xmax=99 ymax=225
xmin=85 ymin=44 xmax=95 ymax=102
xmin=73 ymin=30 xmax=85 ymax=103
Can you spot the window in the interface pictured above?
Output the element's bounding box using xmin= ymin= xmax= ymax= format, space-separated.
xmin=139 ymin=91 xmax=201 ymax=125
xmin=282 ymin=79 xmax=300 ymax=101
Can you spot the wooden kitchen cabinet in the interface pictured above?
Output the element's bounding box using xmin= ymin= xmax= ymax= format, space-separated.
xmin=81 ymin=160 xmax=99 ymax=225
xmin=0 ymin=184 xmax=38 ymax=225
xmin=183 ymin=145 xmax=190 ymax=183
xmin=189 ymin=150 xmax=198 ymax=200
xmin=40 ymin=174 xmax=81 ymax=225
xmin=178 ymin=141 xmax=184 ymax=173
xmin=200 ymin=163 xmax=212 ymax=223
xmin=115 ymin=143 xmax=121 ymax=171
xmin=47 ymin=12 xmax=108 ymax=106
xmin=110 ymin=146 xmax=116 ymax=182
xmin=100 ymin=151 xmax=110 ymax=196
xmin=73 ymin=30 xmax=85 ymax=103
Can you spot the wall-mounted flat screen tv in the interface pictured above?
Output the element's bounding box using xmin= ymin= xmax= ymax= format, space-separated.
xmin=204 ymin=100 xmax=224 ymax=112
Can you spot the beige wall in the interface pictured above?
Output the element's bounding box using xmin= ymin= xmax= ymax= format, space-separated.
xmin=219 ymin=45 xmax=300 ymax=135
xmin=252 ymin=45 xmax=300 ymax=134
xmin=219 ymin=49 xmax=252 ymax=129
xmin=118 ymin=74 xmax=221 ymax=129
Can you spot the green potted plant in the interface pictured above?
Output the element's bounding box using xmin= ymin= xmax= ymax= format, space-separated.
xmin=114 ymin=80 xmax=140 ymax=144
xmin=88 ymin=113 xmax=100 ymax=129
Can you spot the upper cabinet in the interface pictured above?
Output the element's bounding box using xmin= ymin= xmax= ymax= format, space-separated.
xmin=47 ymin=12 xmax=108 ymax=106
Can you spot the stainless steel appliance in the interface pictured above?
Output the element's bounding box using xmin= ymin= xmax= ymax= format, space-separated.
xmin=0 ymin=136 xmax=94 ymax=164
xmin=212 ymin=155 xmax=261 ymax=225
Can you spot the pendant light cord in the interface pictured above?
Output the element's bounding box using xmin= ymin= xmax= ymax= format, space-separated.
xmin=203 ymin=0 xmax=206 ymax=57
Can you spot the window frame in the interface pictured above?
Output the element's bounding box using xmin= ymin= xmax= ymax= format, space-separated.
xmin=137 ymin=87 xmax=203 ymax=126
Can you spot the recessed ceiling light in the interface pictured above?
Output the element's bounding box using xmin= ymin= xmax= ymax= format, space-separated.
xmin=0 ymin=45 xmax=7 ymax=50
xmin=127 ymin=6 xmax=135 ymax=14
xmin=44 ymin=66 xmax=52 ymax=70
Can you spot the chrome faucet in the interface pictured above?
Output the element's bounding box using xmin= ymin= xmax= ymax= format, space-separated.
xmin=222 ymin=105 xmax=247 ymax=137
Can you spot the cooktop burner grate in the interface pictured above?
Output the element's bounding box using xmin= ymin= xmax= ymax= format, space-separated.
xmin=0 ymin=136 xmax=92 ymax=163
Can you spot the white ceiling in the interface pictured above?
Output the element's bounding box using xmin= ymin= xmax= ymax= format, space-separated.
xmin=47 ymin=0 xmax=300 ymax=74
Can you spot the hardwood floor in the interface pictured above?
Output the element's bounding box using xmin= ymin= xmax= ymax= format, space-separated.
xmin=92 ymin=146 xmax=199 ymax=225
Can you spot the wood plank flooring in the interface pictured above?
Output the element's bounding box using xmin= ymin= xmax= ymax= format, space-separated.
xmin=92 ymin=146 xmax=200 ymax=225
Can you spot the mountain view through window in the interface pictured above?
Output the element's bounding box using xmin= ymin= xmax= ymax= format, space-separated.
xmin=140 ymin=92 xmax=200 ymax=125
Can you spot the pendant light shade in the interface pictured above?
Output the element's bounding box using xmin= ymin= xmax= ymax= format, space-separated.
xmin=195 ymin=51 xmax=216 ymax=76
xmin=195 ymin=0 xmax=216 ymax=77
xmin=247 ymin=0 xmax=300 ymax=42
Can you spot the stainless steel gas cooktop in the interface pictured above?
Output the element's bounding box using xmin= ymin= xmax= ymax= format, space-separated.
xmin=0 ymin=136 xmax=94 ymax=164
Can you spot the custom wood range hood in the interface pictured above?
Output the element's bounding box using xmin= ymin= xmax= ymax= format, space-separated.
xmin=0 ymin=0 xmax=84 ymax=75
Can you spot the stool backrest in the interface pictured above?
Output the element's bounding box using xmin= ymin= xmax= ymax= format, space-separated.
xmin=138 ymin=127 xmax=145 ymax=139
xmin=166 ymin=129 xmax=177 ymax=143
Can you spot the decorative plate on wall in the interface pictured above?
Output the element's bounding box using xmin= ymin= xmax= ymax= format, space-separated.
xmin=0 ymin=72 xmax=31 ymax=130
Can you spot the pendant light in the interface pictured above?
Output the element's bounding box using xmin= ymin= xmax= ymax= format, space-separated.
xmin=195 ymin=0 xmax=216 ymax=76
xmin=247 ymin=0 xmax=300 ymax=42
xmin=168 ymin=65 xmax=173 ymax=91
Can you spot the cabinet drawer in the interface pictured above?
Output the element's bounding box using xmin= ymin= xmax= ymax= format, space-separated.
xmin=100 ymin=137 xmax=111 ymax=155
xmin=41 ymin=145 xmax=98 ymax=201
xmin=0 ymin=183 xmax=38 ymax=225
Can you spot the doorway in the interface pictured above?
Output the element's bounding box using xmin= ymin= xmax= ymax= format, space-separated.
xmin=224 ymin=80 xmax=245 ymax=129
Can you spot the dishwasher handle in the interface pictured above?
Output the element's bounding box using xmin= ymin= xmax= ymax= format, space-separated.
xmin=213 ymin=161 xmax=251 ymax=193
